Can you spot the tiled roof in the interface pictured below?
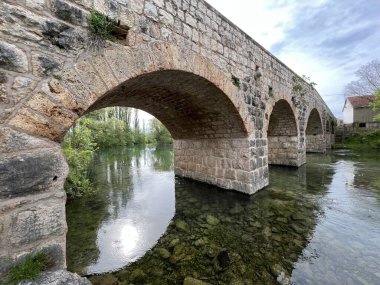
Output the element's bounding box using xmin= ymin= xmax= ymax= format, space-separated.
xmin=347 ymin=95 xmax=375 ymax=108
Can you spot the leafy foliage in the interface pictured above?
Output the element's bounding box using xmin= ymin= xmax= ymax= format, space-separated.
xmin=291 ymin=75 xmax=316 ymax=109
xmin=231 ymin=76 xmax=241 ymax=89
xmin=8 ymin=252 xmax=49 ymax=284
xmin=62 ymin=119 xmax=97 ymax=198
xmin=370 ymin=89 xmax=380 ymax=121
xmin=148 ymin=118 xmax=173 ymax=145
xmin=62 ymin=107 xmax=173 ymax=197
xmin=88 ymin=10 xmax=115 ymax=39
xmin=337 ymin=129 xmax=380 ymax=150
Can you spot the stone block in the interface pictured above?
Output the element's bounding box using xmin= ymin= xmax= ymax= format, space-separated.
xmin=11 ymin=76 xmax=38 ymax=104
xmin=53 ymin=0 xmax=87 ymax=26
xmin=8 ymin=108 xmax=64 ymax=141
xmin=0 ymin=42 xmax=28 ymax=73
xmin=0 ymin=71 xmax=8 ymax=104
xmin=42 ymin=20 xmax=86 ymax=51
xmin=31 ymin=52 xmax=64 ymax=77
xmin=0 ymin=147 xmax=68 ymax=198
xmin=25 ymin=93 xmax=78 ymax=130
xmin=10 ymin=202 xmax=65 ymax=246
xmin=144 ymin=2 xmax=159 ymax=21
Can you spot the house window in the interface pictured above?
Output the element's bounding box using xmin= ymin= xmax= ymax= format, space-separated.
xmin=359 ymin=123 xmax=366 ymax=128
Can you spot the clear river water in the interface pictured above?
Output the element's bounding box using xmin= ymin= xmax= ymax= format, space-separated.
xmin=66 ymin=146 xmax=380 ymax=285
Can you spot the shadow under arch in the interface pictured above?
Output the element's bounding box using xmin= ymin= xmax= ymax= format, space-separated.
xmin=305 ymin=108 xmax=325 ymax=153
xmin=85 ymin=70 xmax=249 ymax=140
xmin=266 ymin=99 xmax=301 ymax=166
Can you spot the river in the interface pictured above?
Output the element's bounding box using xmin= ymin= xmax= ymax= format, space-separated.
xmin=66 ymin=146 xmax=380 ymax=284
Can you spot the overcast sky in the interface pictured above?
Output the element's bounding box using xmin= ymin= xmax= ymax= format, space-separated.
xmin=206 ymin=0 xmax=380 ymax=118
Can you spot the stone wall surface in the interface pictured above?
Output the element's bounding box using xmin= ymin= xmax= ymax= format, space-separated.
xmin=174 ymin=138 xmax=268 ymax=194
xmin=0 ymin=0 xmax=334 ymax=276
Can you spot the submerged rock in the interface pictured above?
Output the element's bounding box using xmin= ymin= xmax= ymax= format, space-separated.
xmin=183 ymin=277 xmax=211 ymax=285
xmin=130 ymin=269 xmax=146 ymax=283
xmin=175 ymin=220 xmax=189 ymax=231
xmin=90 ymin=274 xmax=118 ymax=285
xmin=155 ymin=247 xmax=171 ymax=259
xmin=206 ymin=215 xmax=220 ymax=226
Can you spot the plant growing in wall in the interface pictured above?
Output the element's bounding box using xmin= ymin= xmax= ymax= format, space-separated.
xmin=88 ymin=10 xmax=115 ymax=39
xmin=7 ymin=251 xmax=51 ymax=284
xmin=232 ymin=75 xmax=241 ymax=89
xmin=88 ymin=10 xmax=130 ymax=50
xmin=291 ymin=75 xmax=316 ymax=110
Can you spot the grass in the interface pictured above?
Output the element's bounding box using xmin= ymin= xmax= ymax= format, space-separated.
xmin=8 ymin=252 xmax=50 ymax=284
xmin=334 ymin=129 xmax=380 ymax=150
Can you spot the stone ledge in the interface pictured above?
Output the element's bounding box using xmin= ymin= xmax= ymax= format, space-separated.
xmin=20 ymin=270 xmax=90 ymax=285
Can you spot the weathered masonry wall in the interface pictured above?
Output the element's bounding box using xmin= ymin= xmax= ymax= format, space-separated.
xmin=0 ymin=0 xmax=334 ymax=276
xmin=0 ymin=127 xmax=68 ymax=274
xmin=174 ymin=138 xmax=269 ymax=194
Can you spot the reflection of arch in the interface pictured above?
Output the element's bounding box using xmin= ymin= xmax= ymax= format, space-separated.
xmin=267 ymin=99 xmax=300 ymax=166
xmin=305 ymin=108 xmax=325 ymax=153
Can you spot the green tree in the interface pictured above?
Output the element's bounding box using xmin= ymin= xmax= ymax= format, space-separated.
xmin=62 ymin=119 xmax=97 ymax=198
xmin=149 ymin=118 xmax=172 ymax=145
xmin=370 ymin=89 xmax=380 ymax=121
xmin=62 ymin=107 xmax=150 ymax=197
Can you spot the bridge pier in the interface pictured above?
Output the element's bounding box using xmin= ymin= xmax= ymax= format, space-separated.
xmin=174 ymin=138 xmax=269 ymax=194
xmin=0 ymin=128 xmax=67 ymax=274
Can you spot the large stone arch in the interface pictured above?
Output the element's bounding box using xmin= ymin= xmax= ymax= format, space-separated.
xmin=6 ymin=42 xmax=254 ymax=142
xmin=305 ymin=108 xmax=325 ymax=153
xmin=0 ymin=43 xmax=269 ymax=272
xmin=266 ymin=99 xmax=301 ymax=166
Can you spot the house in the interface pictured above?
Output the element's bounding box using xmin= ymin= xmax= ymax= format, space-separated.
xmin=342 ymin=95 xmax=380 ymax=127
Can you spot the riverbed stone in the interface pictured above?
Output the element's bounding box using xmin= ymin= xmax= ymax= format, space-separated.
xmin=155 ymin=247 xmax=170 ymax=259
xmin=183 ymin=277 xmax=211 ymax=285
xmin=206 ymin=215 xmax=220 ymax=226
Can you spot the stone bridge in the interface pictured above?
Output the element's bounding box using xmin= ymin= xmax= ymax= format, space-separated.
xmin=0 ymin=0 xmax=334 ymax=275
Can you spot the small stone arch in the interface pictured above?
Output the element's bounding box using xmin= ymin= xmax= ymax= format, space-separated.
xmin=266 ymin=99 xmax=300 ymax=166
xmin=305 ymin=108 xmax=325 ymax=153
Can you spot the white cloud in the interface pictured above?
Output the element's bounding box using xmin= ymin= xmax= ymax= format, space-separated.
xmin=206 ymin=0 xmax=380 ymax=118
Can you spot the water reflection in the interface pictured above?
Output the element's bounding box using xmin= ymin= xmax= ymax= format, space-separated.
xmin=67 ymin=147 xmax=380 ymax=284
xmin=66 ymin=147 xmax=175 ymax=274
xmin=292 ymin=153 xmax=380 ymax=284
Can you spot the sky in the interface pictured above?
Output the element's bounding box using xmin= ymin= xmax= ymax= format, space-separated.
xmin=206 ymin=0 xmax=380 ymax=118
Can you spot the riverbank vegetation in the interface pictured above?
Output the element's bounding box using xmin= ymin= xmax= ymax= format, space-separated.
xmin=62 ymin=107 xmax=172 ymax=198
xmin=334 ymin=129 xmax=380 ymax=150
